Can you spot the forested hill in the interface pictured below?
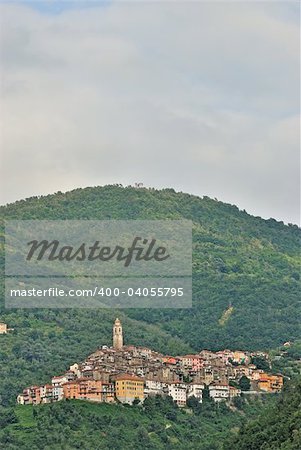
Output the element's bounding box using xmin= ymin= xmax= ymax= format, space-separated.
xmin=225 ymin=377 xmax=301 ymax=449
xmin=1 ymin=185 xmax=300 ymax=348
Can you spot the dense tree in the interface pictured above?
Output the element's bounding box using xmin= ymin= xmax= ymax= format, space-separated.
xmin=225 ymin=378 xmax=301 ymax=450
xmin=251 ymin=356 xmax=270 ymax=372
xmin=0 ymin=396 xmax=275 ymax=450
xmin=239 ymin=376 xmax=251 ymax=391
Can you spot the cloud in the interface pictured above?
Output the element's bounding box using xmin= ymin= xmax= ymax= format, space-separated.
xmin=0 ymin=1 xmax=300 ymax=224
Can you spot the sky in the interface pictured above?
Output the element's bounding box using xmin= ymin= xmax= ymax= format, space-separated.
xmin=0 ymin=0 xmax=300 ymax=224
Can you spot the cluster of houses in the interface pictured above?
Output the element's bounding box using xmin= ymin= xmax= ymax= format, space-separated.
xmin=17 ymin=319 xmax=283 ymax=407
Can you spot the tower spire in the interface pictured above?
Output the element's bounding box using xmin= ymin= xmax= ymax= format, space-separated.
xmin=113 ymin=318 xmax=123 ymax=350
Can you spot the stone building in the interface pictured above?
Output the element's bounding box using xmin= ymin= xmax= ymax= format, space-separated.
xmin=113 ymin=318 xmax=123 ymax=350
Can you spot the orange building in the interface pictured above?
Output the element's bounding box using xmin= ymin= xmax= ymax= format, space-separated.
xmin=62 ymin=378 xmax=103 ymax=402
xmin=114 ymin=374 xmax=144 ymax=404
xmin=258 ymin=374 xmax=283 ymax=392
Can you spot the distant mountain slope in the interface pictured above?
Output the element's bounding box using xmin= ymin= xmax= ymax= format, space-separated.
xmin=0 ymin=185 xmax=300 ymax=405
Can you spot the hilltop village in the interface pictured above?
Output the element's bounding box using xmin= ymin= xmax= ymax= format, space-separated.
xmin=17 ymin=319 xmax=283 ymax=407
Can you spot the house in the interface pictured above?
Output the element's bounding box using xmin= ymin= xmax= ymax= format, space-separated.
xmin=163 ymin=382 xmax=187 ymax=407
xmin=69 ymin=363 xmax=81 ymax=377
xmin=62 ymin=381 xmax=78 ymax=400
xmin=215 ymin=350 xmax=234 ymax=365
xmin=258 ymin=374 xmax=283 ymax=393
xmin=52 ymin=375 xmax=68 ymax=384
xmin=232 ymin=351 xmax=249 ymax=364
xmin=62 ymin=378 xmax=103 ymax=402
xmin=0 ymin=323 xmax=8 ymax=334
xmin=144 ymin=379 xmax=164 ymax=397
xmin=229 ymin=386 xmax=241 ymax=398
xmin=233 ymin=365 xmax=250 ymax=379
xmin=40 ymin=384 xmax=53 ymax=403
xmin=187 ymin=383 xmax=204 ymax=402
xmin=209 ymin=383 xmax=230 ymax=402
xmin=249 ymin=369 xmax=264 ymax=381
xmin=101 ymin=383 xmax=115 ymax=403
xmin=17 ymin=386 xmax=41 ymax=405
xmin=203 ymin=367 xmax=214 ymax=384
xmin=17 ymin=394 xmax=25 ymax=405
xmin=162 ymin=356 xmax=178 ymax=366
xmin=199 ymin=350 xmax=216 ymax=360
xmin=180 ymin=355 xmax=203 ymax=371
xmin=51 ymin=375 xmax=67 ymax=401
xmin=92 ymin=370 xmax=110 ymax=383
xmin=113 ymin=374 xmax=144 ymax=404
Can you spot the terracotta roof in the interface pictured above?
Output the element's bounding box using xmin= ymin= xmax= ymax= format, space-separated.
xmin=113 ymin=374 xmax=144 ymax=382
xmin=62 ymin=377 xmax=92 ymax=386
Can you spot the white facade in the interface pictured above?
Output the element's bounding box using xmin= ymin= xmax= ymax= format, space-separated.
xmin=164 ymin=383 xmax=187 ymax=407
xmin=187 ymin=384 xmax=204 ymax=402
xmin=17 ymin=394 xmax=25 ymax=404
xmin=40 ymin=385 xmax=53 ymax=403
xmin=69 ymin=363 xmax=81 ymax=377
xmin=0 ymin=323 xmax=7 ymax=334
xmin=52 ymin=375 xmax=68 ymax=401
xmin=209 ymin=384 xmax=230 ymax=402
xmin=144 ymin=379 xmax=164 ymax=396
xmin=52 ymin=385 xmax=64 ymax=401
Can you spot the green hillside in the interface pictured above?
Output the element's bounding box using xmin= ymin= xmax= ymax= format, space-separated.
xmin=0 ymin=394 xmax=274 ymax=450
xmin=0 ymin=378 xmax=299 ymax=450
xmin=0 ymin=185 xmax=300 ymax=407
xmin=224 ymin=377 xmax=301 ymax=450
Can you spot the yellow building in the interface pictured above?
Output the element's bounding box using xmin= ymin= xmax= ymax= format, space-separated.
xmin=114 ymin=374 xmax=144 ymax=404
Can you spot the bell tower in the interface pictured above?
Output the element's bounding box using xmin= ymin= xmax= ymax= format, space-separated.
xmin=113 ymin=318 xmax=123 ymax=350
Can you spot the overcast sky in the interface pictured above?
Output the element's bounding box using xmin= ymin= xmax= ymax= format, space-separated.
xmin=0 ymin=1 xmax=300 ymax=224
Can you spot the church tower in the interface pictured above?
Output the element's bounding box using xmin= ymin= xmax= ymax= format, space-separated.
xmin=113 ymin=318 xmax=123 ymax=350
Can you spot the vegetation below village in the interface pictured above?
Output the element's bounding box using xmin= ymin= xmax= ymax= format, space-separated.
xmin=225 ymin=377 xmax=301 ymax=450
xmin=0 ymin=393 xmax=276 ymax=449
xmin=0 ymin=380 xmax=300 ymax=450
xmin=0 ymin=185 xmax=300 ymax=448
